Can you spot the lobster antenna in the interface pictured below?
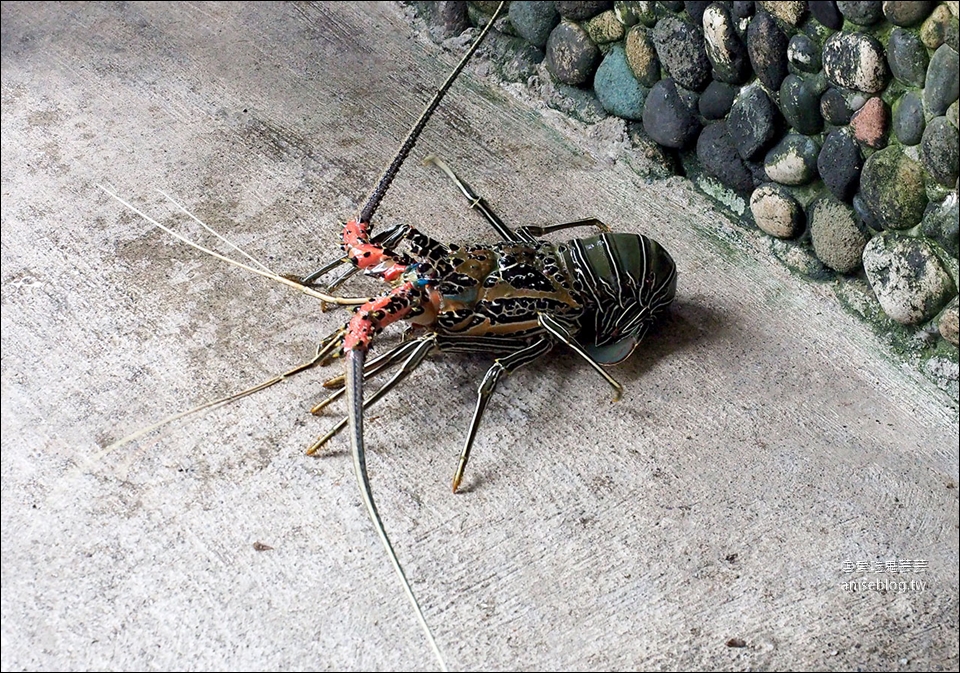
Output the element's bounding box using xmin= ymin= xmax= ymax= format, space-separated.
xmin=358 ymin=1 xmax=505 ymax=224
xmin=97 ymin=185 xmax=368 ymax=306
xmin=98 ymin=328 xmax=345 ymax=456
xmin=157 ymin=189 xmax=274 ymax=274
xmin=345 ymin=349 xmax=448 ymax=670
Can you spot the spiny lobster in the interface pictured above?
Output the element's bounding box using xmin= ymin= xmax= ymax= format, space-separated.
xmin=101 ymin=3 xmax=676 ymax=669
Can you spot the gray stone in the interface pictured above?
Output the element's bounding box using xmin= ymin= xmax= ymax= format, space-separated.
xmin=585 ymin=9 xmax=626 ymax=43
xmin=780 ymin=74 xmax=824 ymax=135
xmin=805 ymin=71 xmax=830 ymax=97
xmin=624 ymin=25 xmax=661 ymax=86
xmin=882 ymin=1 xmax=935 ymax=27
xmin=820 ymin=87 xmax=853 ymax=125
xmin=756 ymin=1 xmax=806 ymax=26
xmin=887 ymin=28 xmax=930 ymax=87
xmin=920 ymin=192 xmax=960 ymax=257
xmin=747 ymin=10 xmax=789 ymax=91
xmin=862 ymin=233 xmax=957 ymax=324
xmin=642 ymin=77 xmax=701 ymax=147
xmin=555 ymin=1 xmax=614 ymax=21
xmin=853 ymin=192 xmax=884 ymax=231
xmin=486 ymin=32 xmax=546 ymax=83
xmin=684 ymin=1 xmax=711 ymax=25
xmin=750 ymin=183 xmax=804 ymax=238
xmin=859 ymin=147 xmax=928 ymax=229
xmin=729 ymin=83 xmax=780 ymax=160
xmin=787 ymin=34 xmax=821 ymax=74
xmin=699 ymin=80 xmax=737 ymax=119
xmin=769 ymin=238 xmax=832 ymax=278
xmin=509 ymin=1 xmax=560 ymax=47
xmin=702 ymin=3 xmax=749 ymax=84
xmin=733 ymin=1 xmax=756 ymax=19
xmin=920 ymin=3 xmax=960 ymax=50
xmin=837 ymin=1 xmax=884 ymax=25
xmin=823 ymin=31 xmax=890 ymax=93
xmin=924 ymin=45 xmax=960 ymax=116
xmin=892 ymin=91 xmax=926 ymax=146
xmin=764 ymin=134 xmax=820 ymax=186
xmin=594 ymin=44 xmax=648 ymax=119
xmin=697 ymin=121 xmax=755 ymax=192
xmin=415 ymin=1 xmax=469 ymax=40
xmin=841 ymin=88 xmax=871 ymax=113
xmin=810 ymin=0 xmax=844 ymax=29
xmin=818 ymin=128 xmax=863 ymax=201
xmin=921 ymin=116 xmax=960 ymax=186
xmin=809 ymin=197 xmax=869 ymax=273
xmin=652 ymin=15 xmax=711 ymax=91
xmin=545 ymin=20 xmax=601 ymax=86
xmin=939 ymin=296 xmax=960 ymax=346
xmin=613 ymin=1 xmax=658 ymax=27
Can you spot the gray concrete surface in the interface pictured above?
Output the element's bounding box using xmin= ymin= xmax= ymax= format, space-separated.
xmin=2 ymin=3 xmax=957 ymax=670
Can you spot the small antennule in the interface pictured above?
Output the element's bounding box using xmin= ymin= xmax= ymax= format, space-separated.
xmin=358 ymin=1 xmax=506 ymax=225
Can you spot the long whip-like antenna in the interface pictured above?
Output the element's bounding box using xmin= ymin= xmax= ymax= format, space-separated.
xmin=358 ymin=2 xmax=505 ymax=224
xmin=350 ymin=5 xmax=504 ymax=670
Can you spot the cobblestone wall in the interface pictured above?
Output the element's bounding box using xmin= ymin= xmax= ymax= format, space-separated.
xmin=412 ymin=1 xmax=960 ymax=390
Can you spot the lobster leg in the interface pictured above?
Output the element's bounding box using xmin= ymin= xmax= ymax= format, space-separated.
xmin=537 ymin=313 xmax=624 ymax=401
xmin=312 ymin=325 xmax=349 ymax=364
xmin=310 ymin=338 xmax=426 ymax=418
xmin=307 ymin=334 xmax=437 ymax=454
xmin=516 ymin=217 xmax=612 ymax=237
xmin=423 ymin=155 xmax=532 ymax=244
xmin=425 ymin=156 xmax=613 ymax=244
xmin=452 ymin=337 xmax=553 ymax=493
xmin=315 ymin=336 xmax=427 ymax=401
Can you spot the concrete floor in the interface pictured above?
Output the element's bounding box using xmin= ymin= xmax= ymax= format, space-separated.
xmin=1 ymin=2 xmax=957 ymax=670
